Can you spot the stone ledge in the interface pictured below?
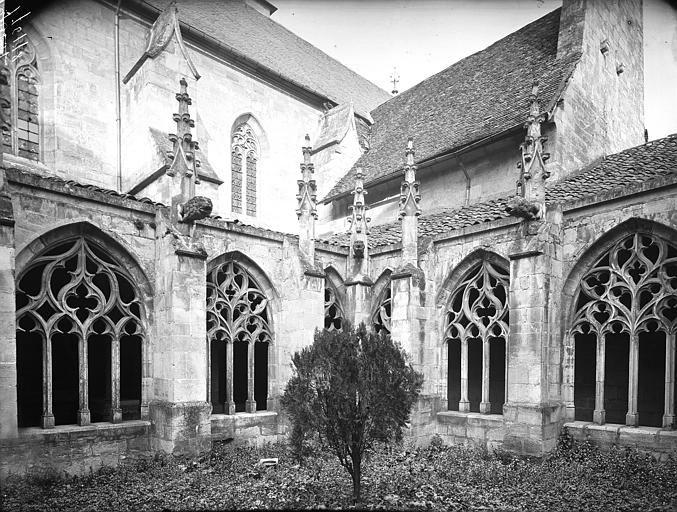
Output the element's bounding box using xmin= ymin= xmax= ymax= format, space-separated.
xmin=3 ymin=420 xmax=151 ymax=444
xmin=564 ymin=421 xmax=677 ymax=456
xmin=437 ymin=411 xmax=504 ymax=426
xmin=211 ymin=411 xmax=281 ymax=441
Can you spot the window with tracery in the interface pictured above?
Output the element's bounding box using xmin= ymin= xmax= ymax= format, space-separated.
xmin=444 ymin=260 xmax=508 ymax=414
xmin=571 ymin=233 xmax=677 ymax=427
xmin=206 ymin=259 xmax=272 ymax=414
xmin=324 ymin=280 xmax=344 ymax=332
xmin=372 ymin=285 xmax=392 ymax=334
xmin=231 ymin=124 xmax=258 ymax=216
xmin=15 ymin=237 xmax=145 ymax=428
xmin=2 ymin=35 xmax=40 ymax=160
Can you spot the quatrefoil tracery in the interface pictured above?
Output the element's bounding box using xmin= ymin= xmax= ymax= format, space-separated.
xmin=572 ymin=233 xmax=677 ymax=337
xmin=444 ymin=261 xmax=509 ymax=342
xmin=372 ymin=286 xmax=392 ymax=334
xmin=206 ymin=261 xmax=272 ymax=345
xmin=324 ymin=283 xmax=344 ymax=332
xmin=16 ymin=238 xmax=144 ymax=341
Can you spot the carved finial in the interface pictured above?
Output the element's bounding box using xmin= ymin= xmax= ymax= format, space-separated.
xmin=508 ymin=80 xmax=550 ymax=221
xmin=167 ymin=78 xmax=199 ymax=181
xmin=399 ymin=136 xmax=421 ymax=220
xmin=348 ymin=168 xmax=370 ymax=259
xmin=390 ymin=68 xmax=400 ymax=95
xmin=296 ymin=133 xmax=317 ymax=219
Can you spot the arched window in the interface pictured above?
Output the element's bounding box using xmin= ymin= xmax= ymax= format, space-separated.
xmin=207 ymin=259 xmax=272 ymax=414
xmin=231 ymin=124 xmax=258 ymax=216
xmin=443 ymin=260 xmax=508 ymax=414
xmin=372 ymin=285 xmax=392 ymax=334
xmin=324 ymin=279 xmax=344 ymax=332
xmin=571 ymin=233 xmax=677 ymax=427
xmin=2 ymin=35 xmax=40 ymax=160
xmin=15 ymin=237 xmax=145 ymax=428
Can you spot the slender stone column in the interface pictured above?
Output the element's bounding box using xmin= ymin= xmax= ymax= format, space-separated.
xmin=111 ymin=337 xmax=122 ymax=423
xmin=626 ymin=333 xmax=639 ymax=426
xmin=664 ymin=333 xmax=676 ymax=428
xmin=593 ymin=334 xmax=606 ymax=424
xmin=480 ymin=339 xmax=491 ymax=413
xmin=246 ymin=342 xmax=256 ymax=413
xmin=226 ymin=341 xmax=235 ymax=414
xmin=459 ymin=338 xmax=470 ymax=412
xmin=41 ymin=336 xmax=54 ymax=428
xmin=77 ymin=336 xmax=90 ymax=426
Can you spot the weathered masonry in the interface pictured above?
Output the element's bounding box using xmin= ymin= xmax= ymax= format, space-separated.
xmin=0 ymin=0 xmax=675 ymax=478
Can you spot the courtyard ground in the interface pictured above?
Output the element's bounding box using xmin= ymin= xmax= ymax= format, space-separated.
xmin=2 ymin=430 xmax=677 ymax=511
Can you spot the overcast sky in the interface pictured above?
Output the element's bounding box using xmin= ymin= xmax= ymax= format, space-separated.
xmin=272 ymin=0 xmax=677 ymax=141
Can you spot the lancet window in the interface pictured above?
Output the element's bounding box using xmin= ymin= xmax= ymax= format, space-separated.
xmin=444 ymin=260 xmax=508 ymax=415
xmin=372 ymin=285 xmax=392 ymax=334
xmin=324 ymin=280 xmax=344 ymax=332
xmin=571 ymin=233 xmax=677 ymax=428
xmin=2 ymin=34 xmax=40 ymax=160
xmin=15 ymin=237 xmax=145 ymax=428
xmin=207 ymin=260 xmax=272 ymax=414
xmin=231 ymin=124 xmax=258 ymax=216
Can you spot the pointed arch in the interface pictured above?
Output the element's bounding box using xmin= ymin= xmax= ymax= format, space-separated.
xmin=230 ymin=115 xmax=267 ymax=217
xmin=562 ymin=218 xmax=677 ymax=428
xmin=439 ymin=249 xmax=509 ymax=415
xmin=15 ymin=222 xmax=151 ymax=429
xmin=324 ymin=265 xmax=346 ymax=332
xmin=371 ymin=268 xmax=393 ymax=334
xmin=206 ymin=251 xmax=277 ymax=414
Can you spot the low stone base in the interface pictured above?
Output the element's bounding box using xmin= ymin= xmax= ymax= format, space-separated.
xmin=149 ymin=400 xmax=212 ymax=455
xmin=436 ymin=411 xmax=506 ymax=451
xmin=0 ymin=420 xmax=151 ymax=480
xmin=502 ymin=402 xmax=566 ymax=456
xmin=211 ymin=411 xmax=284 ymax=445
xmin=564 ymin=421 xmax=677 ymax=460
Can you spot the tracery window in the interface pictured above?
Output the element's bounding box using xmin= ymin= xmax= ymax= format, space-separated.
xmin=231 ymin=124 xmax=258 ymax=216
xmin=324 ymin=280 xmax=344 ymax=332
xmin=207 ymin=259 xmax=272 ymax=414
xmin=372 ymin=285 xmax=392 ymax=334
xmin=571 ymin=233 xmax=677 ymax=427
xmin=15 ymin=237 xmax=145 ymax=428
xmin=2 ymin=35 xmax=40 ymax=160
xmin=444 ymin=260 xmax=508 ymax=414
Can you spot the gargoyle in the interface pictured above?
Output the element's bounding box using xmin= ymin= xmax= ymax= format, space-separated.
xmin=179 ymin=196 xmax=213 ymax=223
xmin=353 ymin=240 xmax=365 ymax=259
xmin=506 ymin=197 xmax=540 ymax=221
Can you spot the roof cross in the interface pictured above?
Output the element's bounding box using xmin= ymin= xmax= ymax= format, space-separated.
xmin=390 ymin=68 xmax=400 ymax=95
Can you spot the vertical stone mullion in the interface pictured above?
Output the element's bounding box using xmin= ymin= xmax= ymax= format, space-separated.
xmin=111 ymin=335 xmax=121 ymax=423
xmin=206 ymin=338 xmax=211 ymax=408
xmin=593 ymin=332 xmax=606 ymax=424
xmin=663 ymin=332 xmax=676 ymax=428
xmin=42 ymin=334 xmax=54 ymax=428
xmin=626 ymin=332 xmax=639 ymax=426
xmin=141 ymin=336 xmax=149 ymax=420
xmin=246 ymin=340 xmax=256 ymax=413
xmin=563 ymin=332 xmax=575 ymax=420
xmin=480 ymin=337 xmax=490 ymax=413
xmin=459 ymin=337 xmax=469 ymax=412
xmin=77 ymin=334 xmax=90 ymax=426
xmin=226 ymin=341 xmax=235 ymax=414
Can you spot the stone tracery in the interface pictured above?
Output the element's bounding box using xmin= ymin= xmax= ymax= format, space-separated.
xmin=372 ymin=285 xmax=392 ymax=334
xmin=231 ymin=123 xmax=258 ymax=216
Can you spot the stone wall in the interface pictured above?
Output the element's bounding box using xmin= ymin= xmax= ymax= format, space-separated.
xmin=24 ymin=0 xmax=330 ymax=233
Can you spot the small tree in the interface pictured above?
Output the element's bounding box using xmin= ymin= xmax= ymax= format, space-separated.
xmin=282 ymin=322 xmax=423 ymax=502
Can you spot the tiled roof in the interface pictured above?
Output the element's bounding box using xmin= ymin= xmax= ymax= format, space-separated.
xmin=140 ymin=0 xmax=391 ymax=119
xmin=320 ymin=135 xmax=677 ymax=249
xmin=325 ymin=7 xmax=580 ymax=200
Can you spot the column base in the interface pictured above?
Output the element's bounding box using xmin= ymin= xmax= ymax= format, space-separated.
xmin=480 ymin=402 xmax=491 ymax=414
xmin=77 ymin=409 xmax=90 ymax=426
xmin=227 ymin=401 xmax=236 ymax=415
xmin=458 ymin=401 xmax=470 ymax=413
xmin=625 ymin=412 xmax=638 ymax=427
xmin=593 ymin=409 xmax=605 ymax=425
xmin=41 ymin=413 xmax=55 ymax=429
xmin=246 ymin=400 xmax=257 ymax=413
xmin=140 ymin=404 xmax=150 ymax=420
xmin=111 ymin=408 xmax=123 ymax=424
xmin=663 ymin=414 xmax=675 ymax=429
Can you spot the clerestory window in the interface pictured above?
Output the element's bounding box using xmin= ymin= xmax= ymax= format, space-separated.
xmin=231 ymin=123 xmax=258 ymax=216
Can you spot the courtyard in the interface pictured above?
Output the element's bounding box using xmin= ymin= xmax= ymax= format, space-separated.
xmin=2 ymin=432 xmax=677 ymax=511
